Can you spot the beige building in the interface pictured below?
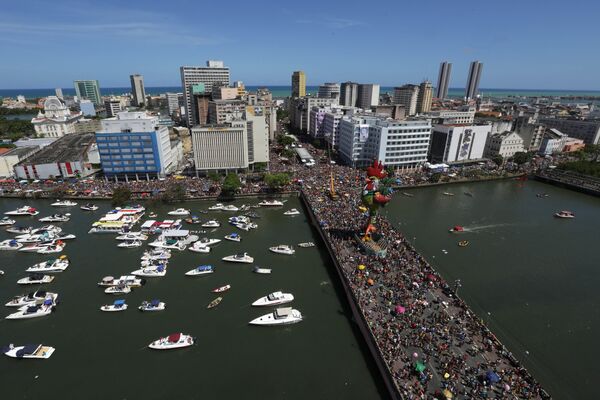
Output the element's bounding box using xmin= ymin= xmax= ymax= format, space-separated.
xmin=74 ymin=118 xmax=102 ymax=134
xmin=292 ymin=71 xmax=306 ymax=97
xmin=208 ymin=99 xmax=246 ymax=124
xmin=486 ymin=131 xmax=524 ymax=158
xmin=393 ymin=85 xmax=419 ymax=116
xmin=191 ymin=122 xmax=249 ymax=172
xmin=417 ymin=81 xmax=433 ymax=114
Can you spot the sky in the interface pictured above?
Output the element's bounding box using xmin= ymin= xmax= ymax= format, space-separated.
xmin=0 ymin=0 xmax=599 ymax=90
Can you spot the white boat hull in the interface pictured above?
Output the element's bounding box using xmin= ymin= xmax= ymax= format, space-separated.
xmin=100 ymin=305 xmax=128 ymax=312
xmin=4 ymin=345 xmax=55 ymax=359
xmin=249 ymin=311 xmax=302 ymax=326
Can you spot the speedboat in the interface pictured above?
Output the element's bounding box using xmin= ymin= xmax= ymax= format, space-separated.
xmin=269 ymin=245 xmax=295 ymax=255
xmin=196 ymin=237 xmax=221 ymax=247
xmin=17 ymin=274 xmax=54 ymax=285
xmin=554 ymin=210 xmax=575 ymax=219
xmin=51 ymin=200 xmax=77 ymax=207
xmin=224 ymin=233 xmax=241 ymax=242
xmin=222 ymin=253 xmax=253 ymax=263
xmin=98 ymin=275 xmax=144 ymax=288
xmin=228 ymin=215 xmax=251 ymax=224
xmin=6 ymin=226 xmax=32 ymax=234
xmin=212 ymin=284 xmax=231 ymax=293
xmin=249 ymin=307 xmax=302 ymax=326
xmin=100 ymin=299 xmax=128 ymax=312
xmin=0 ymin=217 xmax=16 ymax=226
xmin=464 ymin=192 xmax=474 ymax=197
xmin=252 ymin=291 xmax=294 ymax=307
xmin=5 ymin=301 xmax=55 ymax=320
xmin=185 ymin=265 xmax=214 ymax=276
xmin=5 ymin=291 xmax=59 ymax=308
xmin=168 ymin=208 xmax=190 ymax=216
xmin=283 ymin=209 xmax=300 ymax=216
xmin=39 ymin=214 xmax=70 ymax=222
xmin=208 ymin=203 xmax=224 ymax=211
xmin=80 ymin=204 xmax=99 ymax=211
xmin=253 ymin=266 xmax=272 ymax=274
xmin=402 ymin=192 xmax=414 ymax=197
xmin=201 ymin=220 xmax=220 ymax=228
xmin=221 ymin=205 xmax=239 ymax=212
xmin=0 ymin=239 xmax=23 ymax=250
xmin=2 ymin=344 xmax=55 ymax=359
xmin=207 ymin=297 xmax=222 ymax=309
xmin=141 ymin=249 xmax=171 ymax=261
xmin=233 ymin=222 xmax=257 ymax=231
xmin=148 ymin=212 xmax=158 ymax=218
xmin=298 ymin=242 xmax=314 ymax=248
xmin=449 ymin=225 xmax=465 ymax=233
xmin=139 ymin=299 xmax=165 ymax=312
xmin=258 ymin=200 xmax=284 ymax=207
xmin=35 ymin=242 xmax=66 ymax=254
xmin=442 ymin=192 xmax=454 ymax=196
xmin=116 ymin=232 xmax=148 ymax=241
xmin=148 ymin=333 xmax=194 ymax=350
xmin=104 ymin=284 xmax=131 ymax=295
xmin=188 ymin=242 xmax=210 ymax=253
xmin=131 ymin=264 xmax=167 ymax=278
xmin=149 ymin=238 xmax=187 ymax=251
xmin=55 ymin=232 xmax=76 ymax=241
xmin=5 ymin=206 xmax=39 ymax=216
xmin=26 ymin=256 xmax=69 ymax=273
xmin=117 ymin=240 xmax=143 ymax=248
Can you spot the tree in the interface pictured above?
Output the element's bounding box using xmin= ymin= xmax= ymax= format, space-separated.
xmin=281 ymin=149 xmax=296 ymax=159
xmin=491 ymin=154 xmax=504 ymax=166
xmin=207 ymin=171 xmax=221 ymax=183
xmin=512 ymin=152 xmax=531 ymax=165
xmin=276 ymin=109 xmax=288 ymax=121
xmin=111 ymin=187 xmax=131 ymax=207
xmin=221 ymin=173 xmax=241 ymax=196
xmin=263 ymin=173 xmax=290 ymax=191
xmin=161 ymin=183 xmax=186 ymax=202
xmin=276 ymin=135 xmax=295 ymax=147
xmin=429 ymin=173 xmax=442 ymax=183
xmin=253 ymin=162 xmax=268 ymax=172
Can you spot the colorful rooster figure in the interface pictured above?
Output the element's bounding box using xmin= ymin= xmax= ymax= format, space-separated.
xmin=361 ymin=160 xmax=394 ymax=240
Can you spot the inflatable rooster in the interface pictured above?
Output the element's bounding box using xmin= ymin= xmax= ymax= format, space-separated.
xmin=361 ymin=160 xmax=393 ymax=240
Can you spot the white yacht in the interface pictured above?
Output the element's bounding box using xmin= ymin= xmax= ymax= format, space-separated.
xmin=148 ymin=230 xmax=193 ymax=251
xmin=5 ymin=291 xmax=59 ymax=308
xmin=208 ymin=203 xmax=224 ymax=211
xmin=0 ymin=239 xmax=23 ymax=250
xmin=39 ymin=214 xmax=70 ymax=222
xmin=116 ymin=232 xmax=148 ymax=241
xmin=258 ymin=200 xmax=284 ymax=207
xmin=253 ymin=266 xmax=272 ymax=274
xmin=232 ymin=222 xmax=257 ymax=231
xmin=201 ymin=220 xmax=220 ymax=228
xmin=269 ymin=245 xmax=295 ymax=255
xmin=26 ymin=257 xmax=69 ymax=273
xmin=17 ymin=274 xmax=55 ymax=285
xmin=6 ymin=226 xmax=32 ymax=234
xmin=0 ymin=217 xmax=16 ymax=226
xmin=51 ymin=200 xmax=77 ymax=207
xmin=228 ymin=215 xmax=250 ymax=224
xmin=131 ymin=264 xmax=167 ymax=278
xmin=117 ymin=240 xmax=143 ymax=249
xmin=168 ymin=208 xmax=190 ymax=216
xmin=80 ymin=204 xmax=99 ymax=211
xmin=98 ymin=275 xmax=144 ymax=288
xmin=55 ymin=232 xmax=76 ymax=241
xmin=139 ymin=299 xmax=166 ymax=312
xmin=185 ymin=265 xmax=214 ymax=276
xmin=224 ymin=233 xmax=241 ymax=242
xmin=222 ymin=253 xmax=254 ymax=264
xmin=284 ymin=209 xmax=301 ymax=216
xmin=252 ymin=291 xmax=294 ymax=307
xmin=148 ymin=333 xmax=194 ymax=350
xmin=5 ymin=206 xmax=39 ymax=216
xmin=104 ymin=285 xmax=131 ymax=295
xmin=195 ymin=237 xmax=221 ymax=247
xmin=249 ymin=307 xmax=303 ymax=326
xmin=221 ymin=205 xmax=239 ymax=211
xmin=3 ymin=344 xmax=55 ymax=359
xmin=35 ymin=242 xmax=66 ymax=254
xmin=140 ymin=249 xmax=171 ymax=261
xmin=100 ymin=299 xmax=128 ymax=312
xmin=5 ymin=301 xmax=55 ymax=320
xmin=188 ymin=242 xmax=210 ymax=253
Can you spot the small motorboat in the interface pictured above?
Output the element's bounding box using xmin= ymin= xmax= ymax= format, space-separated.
xmin=39 ymin=214 xmax=70 ymax=222
xmin=141 ymin=249 xmax=171 ymax=261
xmin=249 ymin=307 xmax=302 ymax=326
xmin=464 ymin=192 xmax=474 ymax=197
xmin=100 ymin=299 xmax=128 ymax=312
xmin=297 ymin=242 xmax=315 ymax=248
xmin=232 ymin=222 xmax=255 ymax=231
xmin=222 ymin=253 xmax=253 ymax=263
xmin=442 ymin=192 xmax=454 ymax=196
xmin=2 ymin=344 xmax=55 ymax=359
xmin=148 ymin=212 xmax=158 ymax=218
xmin=116 ymin=232 xmax=148 ymax=241
xmin=80 ymin=204 xmax=99 ymax=211
xmin=98 ymin=275 xmax=144 ymax=288
xmin=554 ymin=210 xmax=575 ymax=219
xmin=258 ymin=200 xmax=284 ymax=207
xmin=228 ymin=215 xmax=251 ymax=224
xmin=0 ymin=239 xmax=23 ymax=251
xmin=208 ymin=203 xmax=224 ymax=211
xmin=269 ymin=245 xmax=295 ymax=255
xmin=117 ymin=240 xmax=143 ymax=248
xmin=51 ymin=200 xmax=77 ymax=207
xmin=148 ymin=333 xmax=194 ymax=350
xmin=212 ymin=284 xmax=231 ymax=293
xmin=185 ymin=265 xmax=214 ymax=276
xmin=0 ymin=217 xmax=16 ymax=226
xmin=221 ymin=205 xmax=239 ymax=212
xmin=253 ymin=266 xmax=272 ymax=274
xmin=131 ymin=264 xmax=167 ymax=278
xmin=449 ymin=226 xmax=465 ymax=233
xmin=6 ymin=226 xmax=32 ymax=234
xmin=185 ymin=216 xmax=202 ymax=224
xmin=224 ymin=233 xmax=241 ymax=242
xmin=283 ymin=209 xmax=300 ymax=216
xmin=201 ymin=220 xmax=220 ymax=228
xmin=188 ymin=243 xmax=210 ymax=253
xmin=207 ymin=297 xmax=222 ymax=309
xmin=536 ymin=193 xmax=550 ymax=198
xmin=458 ymin=240 xmax=469 ymax=247
xmin=5 ymin=206 xmax=39 ymax=216
xmin=252 ymin=291 xmax=294 ymax=307
xmin=5 ymin=301 xmax=55 ymax=320
xmin=17 ymin=274 xmax=54 ymax=285
xmin=168 ymin=208 xmax=190 ymax=216
xmin=34 ymin=242 xmax=66 ymax=254
xmin=55 ymin=232 xmax=76 ymax=241
xmin=26 ymin=256 xmax=69 ymax=273
xmin=104 ymin=284 xmax=131 ymax=295
xmin=139 ymin=299 xmax=165 ymax=312
xmin=401 ymin=192 xmax=414 ymax=197
xmin=5 ymin=291 xmax=59 ymax=307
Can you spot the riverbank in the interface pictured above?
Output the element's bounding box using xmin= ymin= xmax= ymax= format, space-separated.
xmin=535 ymin=169 xmax=600 ymax=196
xmin=397 ymin=172 xmax=525 ymax=190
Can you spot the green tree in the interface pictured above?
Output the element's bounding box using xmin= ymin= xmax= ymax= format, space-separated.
xmin=111 ymin=187 xmax=132 ymax=207
xmin=429 ymin=173 xmax=442 ymax=183
xmin=491 ymin=154 xmax=504 ymax=166
xmin=253 ymin=162 xmax=268 ymax=172
xmin=263 ymin=173 xmax=290 ymax=191
xmin=512 ymin=152 xmax=531 ymax=165
xmin=276 ymin=135 xmax=295 ymax=147
xmin=276 ymin=109 xmax=288 ymax=121
xmin=281 ymin=149 xmax=296 ymax=159
xmin=221 ymin=173 xmax=241 ymax=196
xmin=207 ymin=171 xmax=221 ymax=182
xmin=161 ymin=183 xmax=186 ymax=202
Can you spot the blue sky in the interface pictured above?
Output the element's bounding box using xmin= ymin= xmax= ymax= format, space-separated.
xmin=0 ymin=0 xmax=598 ymax=89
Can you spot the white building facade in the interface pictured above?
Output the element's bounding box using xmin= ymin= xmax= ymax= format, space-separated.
xmin=486 ymin=131 xmax=525 ymax=158
xmin=429 ymin=124 xmax=491 ymax=163
xmin=31 ymin=96 xmax=83 ymax=138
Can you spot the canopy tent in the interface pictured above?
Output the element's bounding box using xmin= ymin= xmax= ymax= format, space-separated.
xmin=358 ymin=264 xmax=366 ymax=271
xmin=395 ymin=305 xmax=406 ymax=314
xmin=486 ymin=370 xmax=501 ymax=383
xmin=415 ymin=361 xmax=426 ymax=373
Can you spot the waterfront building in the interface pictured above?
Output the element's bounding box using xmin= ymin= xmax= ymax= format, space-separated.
xmin=538 ymin=128 xmax=568 ymax=155
xmin=340 ymin=81 xmax=359 ymax=107
xmin=191 ymin=85 xmax=211 ymax=125
xmin=517 ymin=123 xmax=545 ymax=152
xmin=14 ymin=133 xmax=99 ymax=180
xmin=427 ymin=109 xmax=475 ymax=125
xmin=95 ymin=111 xmax=177 ymax=178
xmin=129 ymin=74 xmax=146 ymax=107
xmin=291 ymin=71 xmax=306 ymax=98
xmin=416 ymin=80 xmax=433 ymax=114
xmin=31 ymin=96 xmax=83 ymax=138
xmin=318 ymin=83 xmax=340 ymax=102
xmin=485 ymin=131 xmax=525 ymax=159
xmin=356 ymin=84 xmax=380 ymax=109
xmin=465 ymin=61 xmax=483 ymax=101
xmin=429 ymin=124 xmax=491 ymax=163
xmin=0 ymin=147 xmax=40 ymax=177
xmin=180 ymin=61 xmax=230 ymax=126
xmin=244 ymin=107 xmax=270 ymax=164
xmin=104 ymin=98 xmax=122 ymax=118
xmin=538 ymin=118 xmax=600 ymax=144
xmin=309 ymin=106 xmax=328 ymax=138
xmin=393 ymin=84 xmax=419 ymax=116
xmin=191 ymin=121 xmax=248 ymax=173
xmin=289 ymin=97 xmax=337 ymax=132
xmin=436 ymin=61 xmax=452 ymax=99
xmin=323 ymin=108 xmax=346 ymax=148
xmin=74 ymin=80 xmax=102 ymax=105
xmin=79 ymin=100 xmax=96 ymax=116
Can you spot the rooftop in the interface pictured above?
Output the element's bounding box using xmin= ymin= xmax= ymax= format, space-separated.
xmin=17 ymin=133 xmax=95 ymax=165
xmin=1 ymin=146 xmax=39 ymax=158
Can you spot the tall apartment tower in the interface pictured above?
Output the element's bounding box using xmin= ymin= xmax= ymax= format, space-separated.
xmin=356 ymin=84 xmax=380 ymax=109
xmin=74 ymin=80 xmax=102 ymax=105
xmin=317 ymin=83 xmax=340 ymax=101
xmin=340 ymin=82 xmax=359 ymax=107
xmin=291 ymin=71 xmax=306 ymax=98
xmin=417 ymin=81 xmax=433 ymax=113
xmin=393 ymin=84 xmax=420 ymax=116
xmin=436 ymin=61 xmax=452 ymax=99
xmin=465 ymin=61 xmax=483 ymax=101
xmin=180 ymin=61 xmax=230 ymax=126
xmin=130 ymin=74 xmax=146 ymax=107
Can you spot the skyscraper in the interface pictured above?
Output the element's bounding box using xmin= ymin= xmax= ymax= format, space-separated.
xmin=74 ymin=80 xmax=101 ymax=105
xmin=130 ymin=74 xmax=146 ymax=107
xmin=465 ymin=61 xmax=483 ymax=101
xmin=317 ymin=83 xmax=340 ymax=102
xmin=417 ymin=81 xmax=433 ymax=113
xmin=436 ymin=62 xmax=452 ymax=99
xmin=291 ymin=71 xmax=306 ymax=98
xmin=340 ymin=82 xmax=359 ymax=107
xmin=180 ymin=61 xmax=230 ymax=126
xmin=356 ymin=84 xmax=380 ymax=109
xmin=393 ymin=85 xmax=420 ymax=116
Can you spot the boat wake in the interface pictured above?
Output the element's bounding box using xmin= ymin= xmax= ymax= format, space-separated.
xmin=463 ymin=223 xmax=512 ymax=232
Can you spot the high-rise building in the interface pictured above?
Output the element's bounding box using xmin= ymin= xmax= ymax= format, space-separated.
xmin=180 ymin=61 xmax=230 ymax=126
xmin=340 ymin=82 xmax=359 ymax=107
xmin=465 ymin=61 xmax=483 ymax=101
xmin=291 ymin=71 xmax=306 ymax=98
xmin=356 ymin=84 xmax=380 ymax=109
xmin=74 ymin=80 xmax=102 ymax=105
xmin=317 ymin=83 xmax=340 ymax=101
xmin=417 ymin=81 xmax=433 ymax=114
xmin=436 ymin=62 xmax=452 ymax=99
xmin=166 ymin=92 xmax=182 ymax=116
xmin=104 ymin=98 xmax=123 ymax=117
xmin=393 ymin=85 xmax=420 ymax=116
xmin=79 ymin=100 xmax=96 ymax=116
xmin=129 ymin=74 xmax=146 ymax=107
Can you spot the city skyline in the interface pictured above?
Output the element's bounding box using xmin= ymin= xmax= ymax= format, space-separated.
xmin=1 ymin=0 xmax=599 ymax=90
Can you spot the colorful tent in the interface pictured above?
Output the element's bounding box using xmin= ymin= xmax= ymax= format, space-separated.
xmin=358 ymin=265 xmax=366 ymax=271
xmin=395 ymin=305 xmax=406 ymax=314
xmin=415 ymin=361 xmax=426 ymax=372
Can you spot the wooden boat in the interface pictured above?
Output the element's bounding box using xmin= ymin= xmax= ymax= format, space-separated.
xmin=458 ymin=240 xmax=469 ymax=247
xmin=212 ymin=284 xmax=231 ymax=293
xmin=207 ymin=297 xmax=223 ymax=309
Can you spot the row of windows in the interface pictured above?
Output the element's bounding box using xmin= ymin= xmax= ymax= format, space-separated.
xmin=387 ymin=129 xmax=430 ymax=134
xmin=385 ymin=156 xmax=427 ymax=162
xmin=99 ymin=147 xmax=154 ymax=154
xmin=105 ymin=159 xmax=156 ymax=166
xmin=385 ymin=150 xmax=427 ymax=157
xmin=104 ymin=166 xmax=158 ymax=173
xmin=386 ymin=140 xmax=429 ymax=145
xmin=99 ymin=153 xmax=155 ymax=160
xmin=97 ymin=135 xmax=152 ymax=141
xmin=387 ymin=134 xmax=430 ymax=139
